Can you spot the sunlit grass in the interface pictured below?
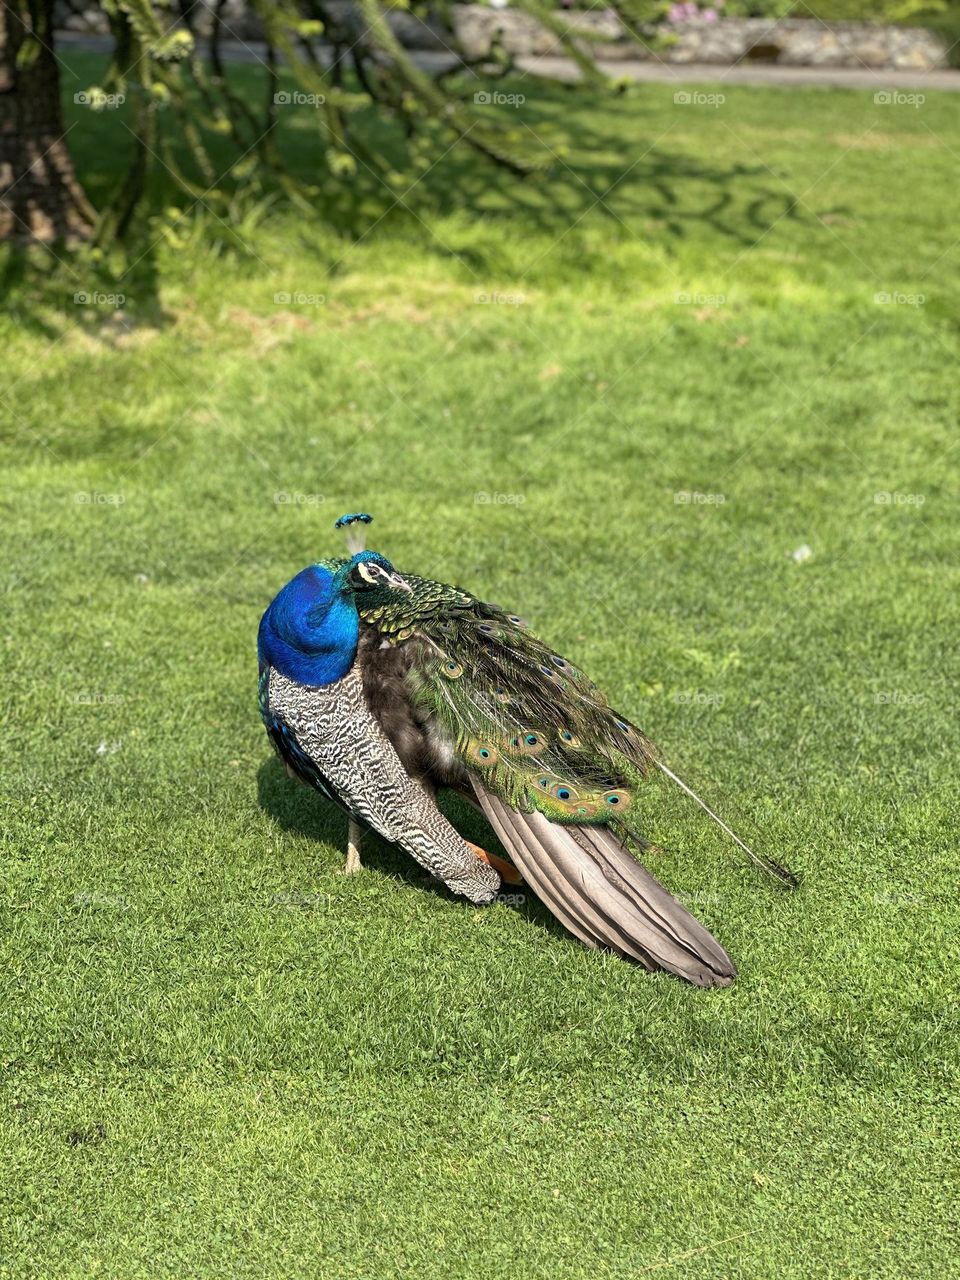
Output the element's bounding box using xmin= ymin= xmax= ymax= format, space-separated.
xmin=2 ymin=56 xmax=958 ymax=1279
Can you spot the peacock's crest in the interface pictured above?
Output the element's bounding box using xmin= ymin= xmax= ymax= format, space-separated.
xmin=335 ymin=512 xmax=373 ymax=555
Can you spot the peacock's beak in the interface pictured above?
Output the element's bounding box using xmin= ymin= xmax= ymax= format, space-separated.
xmin=389 ymin=571 xmax=414 ymax=594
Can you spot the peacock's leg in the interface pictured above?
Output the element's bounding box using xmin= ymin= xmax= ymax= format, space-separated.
xmin=465 ymin=840 xmax=523 ymax=887
xmin=343 ymin=815 xmax=363 ymax=874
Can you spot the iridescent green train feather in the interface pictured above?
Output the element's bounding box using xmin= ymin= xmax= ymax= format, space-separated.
xmin=347 ymin=569 xmax=659 ymax=836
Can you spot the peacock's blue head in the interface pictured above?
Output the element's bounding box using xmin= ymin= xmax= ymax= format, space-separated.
xmin=258 ymin=538 xmax=411 ymax=688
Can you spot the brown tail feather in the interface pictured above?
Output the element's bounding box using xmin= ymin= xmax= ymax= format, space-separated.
xmin=473 ymin=785 xmax=736 ymax=988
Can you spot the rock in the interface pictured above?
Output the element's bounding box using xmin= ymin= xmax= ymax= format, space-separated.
xmin=894 ymin=45 xmax=937 ymax=70
xmin=851 ymin=39 xmax=892 ymax=68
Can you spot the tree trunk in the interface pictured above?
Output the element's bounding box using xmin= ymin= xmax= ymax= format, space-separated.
xmin=0 ymin=0 xmax=94 ymax=242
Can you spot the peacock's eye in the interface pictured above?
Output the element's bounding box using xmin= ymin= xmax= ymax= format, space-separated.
xmin=561 ymin=730 xmax=573 ymax=741
xmin=524 ymin=733 xmax=538 ymax=746
xmin=479 ymin=748 xmax=490 ymax=759
xmin=606 ymin=795 xmax=620 ymax=805
xmin=557 ymin=787 xmax=571 ymax=800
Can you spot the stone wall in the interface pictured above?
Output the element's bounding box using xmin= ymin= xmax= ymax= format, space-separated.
xmin=53 ymin=3 xmax=949 ymax=72
xmin=453 ymin=10 xmax=948 ymax=70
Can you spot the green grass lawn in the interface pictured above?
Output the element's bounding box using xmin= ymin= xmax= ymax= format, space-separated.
xmin=2 ymin=54 xmax=959 ymax=1278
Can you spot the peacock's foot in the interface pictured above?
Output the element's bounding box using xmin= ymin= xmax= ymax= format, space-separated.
xmin=342 ymin=845 xmax=362 ymax=875
xmin=341 ymin=817 xmax=363 ymax=875
xmin=465 ymin=840 xmax=523 ymax=887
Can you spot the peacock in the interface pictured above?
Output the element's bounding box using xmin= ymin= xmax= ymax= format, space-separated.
xmin=258 ymin=514 xmax=795 ymax=987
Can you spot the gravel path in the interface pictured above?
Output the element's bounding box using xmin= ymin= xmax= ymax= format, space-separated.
xmin=55 ymin=30 xmax=960 ymax=91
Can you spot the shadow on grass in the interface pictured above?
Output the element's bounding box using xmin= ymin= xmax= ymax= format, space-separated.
xmin=3 ymin=47 xmax=816 ymax=323
xmin=0 ymin=205 xmax=165 ymax=343
xmin=256 ymin=755 xmax=575 ymax=948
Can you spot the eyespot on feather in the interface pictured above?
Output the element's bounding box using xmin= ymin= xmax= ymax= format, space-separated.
xmin=503 ymin=730 xmax=546 ymax=757
xmin=602 ymin=788 xmax=632 ymax=809
xmin=533 ymin=774 xmax=580 ymax=805
xmin=440 ymin=659 xmax=464 ymax=679
xmin=538 ymin=662 xmax=566 ymax=689
xmin=465 ymin=740 xmax=499 ymax=766
xmin=552 ymin=783 xmax=581 ymax=807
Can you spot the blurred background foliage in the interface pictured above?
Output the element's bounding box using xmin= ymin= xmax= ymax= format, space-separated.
xmin=3 ymin=0 xmax=955 ymax=255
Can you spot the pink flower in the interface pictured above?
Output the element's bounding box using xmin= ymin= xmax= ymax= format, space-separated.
xmin=668 ymin=0 xmax=720 ymax=21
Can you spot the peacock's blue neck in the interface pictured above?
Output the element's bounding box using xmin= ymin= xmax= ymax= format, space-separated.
xmin=258 ymin=564 xmax=358 ymax=687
